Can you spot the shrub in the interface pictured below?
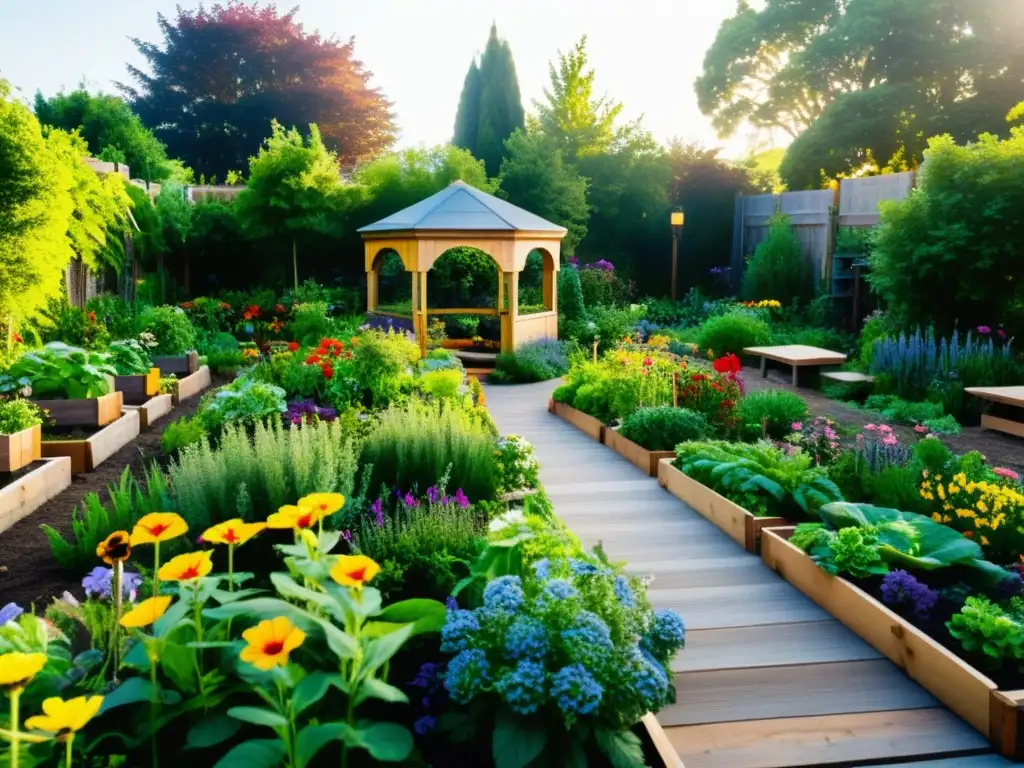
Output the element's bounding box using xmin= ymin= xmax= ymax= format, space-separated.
xmin=419 ymin=368 xmax=464 ymax=401
xmin=618 ymin=407 xmax=709 ymax=451
xmin=287 ymin=301 xmax=332 ymax=346
xmin=160 ymin=415 xmax=209 ymax=454
xmin=38 ymin=297 xmax=110 ymax=349
xmin=494 ymin=435 xmax=541 ymax=495
xmin=195 ymin=375 xmax=287 ymax=431
xmin=136 ymin=305 xmax=197 ymax=355
xmin=491 ymin=339 xmax=571 ymax=384
xmin=577 ymin=260 xmax=632 ymax=306
xmin=0 ymin=398 xmax=44 ymax=434
xmin=107 ymin=339 xmax=152 ymax=375
xmin=738 ymin=390 xmax=809 ymax=440
xmin=697 ymin=311 xmax=771 ymax=356
xmin=206 ymin=349 xmax=245 ymax=374
xmin=741 ymin=213 xmax=813 ymax=305
xmin=361 ymin=401 xmax=499 ymax=503
xmin=558 ymin=265 xmax=587 ymax=324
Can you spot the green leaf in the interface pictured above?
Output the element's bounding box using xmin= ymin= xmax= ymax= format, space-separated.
xmin=213 ymin=738 xmax=287 ymax=768
xmin=161 ymin=641 xmax=197 ymax=694
xmin=270 ymin=572 xmax=337 ymax=615
xmin=354 ymin=721 xmax=413 ymax=762
xmin=375 ymin=598 xmax=446 ymax=636
xmin=353 ymin=677 xmax=409 ymax=707
xmin=99 ymin=678 xmax=157 ymax=712
xmin=227 ymin=706 xmax=288 ymax=729
xmin=203 ymin=597 xmax=312 ymax=624
xmin=493 ymin=708 xmax=548 ymax=768
xmin=314 ymin=616 xmax=359 ymax=660
xmin=359 ymin=623 xmax=414 ymax=676
xmin=187 ymin=714 xmax=241 ymax=749
xmin=594 ymin=728 xmax=646 ymax=768
xmin=293 ymin=671 xmax=341 ymax=717
xmin=154 ymin=595 xmax=193 ymax=638
xmin=295 ymin=722 xmax=348 ymax=768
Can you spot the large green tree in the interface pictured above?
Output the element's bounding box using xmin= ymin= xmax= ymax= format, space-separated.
xmin=235 ymin=122 xmax=343 ymax=289
xmin=34 ymin=88 xmax=188 ymax=182
xmin=121 ymin=3 xmax=395 ymax=179
xmin=452 ymin=24 xmax=525 ymax=176
xmin=0 ymin=80 xmax=74 ymax=327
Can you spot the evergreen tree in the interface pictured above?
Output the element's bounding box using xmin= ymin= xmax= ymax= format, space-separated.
xmin=452 ymin=24 xmax=524 ymax=176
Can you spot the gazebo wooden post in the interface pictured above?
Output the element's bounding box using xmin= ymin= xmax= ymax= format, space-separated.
xmin=417 ymin=270 xmax=428 ymax=357
xmin=543 ymin=255 xmax=557 ymax=312
xmin=501 ymin=271 xmax=519 ymax=354
xmin=366 ymin=265 xmax=378 ymax=312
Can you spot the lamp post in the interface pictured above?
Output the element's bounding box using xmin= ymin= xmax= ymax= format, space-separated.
xmin=670 ymin=210 xmax=685 ymax=301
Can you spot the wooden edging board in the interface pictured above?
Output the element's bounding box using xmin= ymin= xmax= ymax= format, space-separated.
xmin=41 ymin=410 xmax=140 ymax=473
xmin=0 ymin=457 xmax=72 ymax=535
xmin=32 ymin=391 xmax=124 ymax=428
xmin=153 ymin=351 xmax=199 ymax=376
xmin=173 ymin=365 xmax=212 ymax=404
xmin=123 ymin=394 xmax=173 ymax=430
xmin=640 ymin=713 xmax=684 ymax=768
xmin=114 ymin=367 xmax=161 ymax=405
xmin=658 ymin=458 xmax=789 ymax=553
xmin=0 ymin=424 xmax=41 ymax=473
xmin=548 ymin=399 xmax=604 ymax=441
xmin=760 ymin=526 xmax=1024 ymax=759
xmin=603 ymin=428 xmax=675 ymax=477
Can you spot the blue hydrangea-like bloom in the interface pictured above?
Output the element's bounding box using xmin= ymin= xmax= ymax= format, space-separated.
xmin=413 ymin=715 xmax=437 ymax=735
xmin=483 ymin=575 xmax=525 ymax=613
xmin=631 ymin=648 xmax=670 ymax=707
xmin=614 ymin=576 xmax=635 ymax=608
xmin=440 ymin=609 xmax=480 ymax=653
xmin=496 ymin=660 xmax=547 ymax=715
xmin=562 ymin=610 xmax=614 ymax=666
xmin=539 ymin=579 xmax=578 ymax=606
xmin=0 ymin=602 xmax=22 ymax=626
xmin=569 ymin=559 xmax=601 ymax=577
xmin=444 ymin=649 xmax=491 ymax=704
xmin=81 ymin=567 xmax=143 ymax=601
xmin=532 ymin=558 xmax=551 ymax=582
xmin=505 ymin=615 xmax=549 ymax=661
xmin=643 ymin=609 xmax=686 ymax=657
xmin=550 ymin=663 xmax=603 ymax=716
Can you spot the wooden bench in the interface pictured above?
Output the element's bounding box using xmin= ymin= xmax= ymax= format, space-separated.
xmin=965 ymin=386 xmax=1024 ymax=438
xmin=743 ymin=345 xmax=848 ymax=387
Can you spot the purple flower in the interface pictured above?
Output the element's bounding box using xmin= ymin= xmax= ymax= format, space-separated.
xmin=342 ymin=529 xmax=352 ymax=542
xmin=977 ymin=325 xmax=992 ymax=335
xmin=370 ymin=498 xmax=384 ymax=527
xmin=426 ymin=486 xmax=440 ymax=504
xmin=880 ymin=570 xmax=938 ymax=619
xmin=0 ymin=602 xmax=23 ymax=625
xmin=413 ymin=716 xmax=436 ymax=735
xmin=402 ymin=491 xmax=418 ymax=508
xmin=445 ymin=595 xmax=459 ymax=611
xmin=82 ymin=567 xmax=142 ymax=602
xmin=453 ymin=489 xmax=470 ymax=509
xmin=791 ymin=422 xmax=803 ymax=431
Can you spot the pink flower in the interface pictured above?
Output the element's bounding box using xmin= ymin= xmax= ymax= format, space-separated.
xmin=878 ymin=424 xmax=894 ymax=433
xmin=977 ymin=325 xmax=991 ymax=334
xmin=998 ymin=328 xmax=1007 ymax=339
xmin=994 ymin=467 xmax=1021 ymax=482
xmin=791 ymin=422 xmax=803 ymax=431
xmin=864 ymin=424 xmax=877 ymax=431
xmin=914 ymin=424 xmax=928 ymax=434
xmin=882 ymin=436 xmax=899 ymax=446
xmin=824 ymin=427 xmax=837 ymax=440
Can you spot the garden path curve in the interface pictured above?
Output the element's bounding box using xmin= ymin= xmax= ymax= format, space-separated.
xmin=483 ymin=379 xmax=1012 ymax=768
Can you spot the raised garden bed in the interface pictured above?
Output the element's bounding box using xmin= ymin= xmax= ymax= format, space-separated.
xmin=640 ymin=713 xmax=684 ymax=768
xmin=153 ymin=350 xmax=199 ymax=376
xmin=548 ymin=398 xmax=605 ymax=441
xmin=658 ymin=458 xmax=789 ymax=553
xmin=123 ymin=393 xmax=173 ymax=429
xmin=603 ymin=427 xmax=675 ymax=477
xmin=31 ymin=391 xmax=123 ymax=428
xmin=41 ymin=410 xmax=140 ymax=473
xmin=0 ymin=457 xmax=72 ymax=535
xmin=114 ymin=366 xmax=161 ymax=405
xmin=0 ymin=424 xmax=41 ymax=473
xmin=172 ymin=364 xmax=212 ymax=404
xmin=760 ymin=526 xmax=1024 ymax=760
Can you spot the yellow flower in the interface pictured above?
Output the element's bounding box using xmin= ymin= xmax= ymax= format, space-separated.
xmin=267 ymin=504 xmax=325 ymax=531
xmin=158 ymin=550 xmax=214 ymax=582
xmin=297 ymin=493 xmax=345 ymax=517
xmin=24 ymin=696 xmax=103 ymax=736
xmin=96 ymin=531 xmax=132 ymax=564
xmin=330 ymin=555 xmax=380 ymax=589
xmin=130 ymin=512 xmax=188 ymax=546
xmin=202 ymin=519 xmax=266 ymax=546
xmin=120 ymin=596 xmax=173 ymax=628
xmin=0 ymin=652 xmax=47 ymax=690
xmin=240 ymin=617 xmax=306 ymax=671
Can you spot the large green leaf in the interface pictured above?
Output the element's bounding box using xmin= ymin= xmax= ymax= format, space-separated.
xmin=187 ymin=714 xmax=241 ymax=749
xmin=213 ymin=738 xmax=287 ymax=768
xmin=374 ymin=598 xmax=446 ymax=637
xmin=360 ymin=623 xmax=414 ymax=677
xmin=493 ymin=709 xmax=548 ymax=768
xmin=293 ymin=671 xmax=342 ymax=717
xmin=353 ymin=677 xmax=409 ymax=707
xmin=594 ymin=728 xmax=646 ymax=768
xmin=296 ymin=722 xmax=348 ymax=768
xmin=99 ymin=678 xmax=157 ymax=712
xmin=227 ymin=706 xmax=288 ymax=729
xmin=353 ymin=721 xmax=413 ymax=762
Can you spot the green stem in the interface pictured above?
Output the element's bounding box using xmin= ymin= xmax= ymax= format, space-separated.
xmin=228 ymin=544 xmax=235 ymax=592
xmin=341 ymin=607 xmax=362 ymax=768
xmin=150 ymin=651 xmax=160 ymax=768
xmin=9 ymin=689 xmax=20 ymax=768
xmin=113 ymin=562 xmax=123 ymax=680
xmin=65 ymin=735 xmax=73 ymax=768
xmin=193 ymin=581 xmax=206 ymax=696
xmin=153 ymin=541 xmax=161 ymax=598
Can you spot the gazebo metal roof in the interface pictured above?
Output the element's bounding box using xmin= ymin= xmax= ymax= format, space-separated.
xmin=357 ymin=180 xmax=567 ymax=234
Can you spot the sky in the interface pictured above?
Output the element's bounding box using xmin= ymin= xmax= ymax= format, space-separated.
xmin=0 ymin=0 xmax=761 ymax=159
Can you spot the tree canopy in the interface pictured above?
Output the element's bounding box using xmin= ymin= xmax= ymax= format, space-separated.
xmin=452 ymin=24 xmax=525 ymax=177
xmin=120 ymin=2 xmax=395 ymax=180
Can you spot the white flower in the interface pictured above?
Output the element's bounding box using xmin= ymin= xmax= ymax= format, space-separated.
xmin=489 ymin=509 xmax=526 ymax=532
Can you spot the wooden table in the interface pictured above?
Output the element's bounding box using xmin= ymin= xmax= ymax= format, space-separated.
xmin=965 ymin=386 xmax=1024 ymax=438
xmin=743 ymin=345 xmax=848 ymax=387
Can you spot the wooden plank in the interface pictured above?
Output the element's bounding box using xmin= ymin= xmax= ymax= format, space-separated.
xmin=821 ymin=371 xmax=875 ymax=383
xmin=174 ymin=365 xmax=211 ymax=403
xmin=665 ymin=709 xmax=992 ymax=768
xmin=32 ymin=391 xmax=123 ymax=427
xmin=762 ymin=528 xmax=997 ymax=736
xmin=641 ymin=713 xmax=685 ymax=768
xmin=661 ymin=659 xmax=937 ymax=726
xmin=676 ymin=621 xmax=881 ymax=672
xmin=603 ymin=427 xmax=674 ymax=476
xmin=548 ymin=400 xmax=604 ymax=441
xmin=114 ymin=367 xmax=161 ymax=405
xmin=86 ymin=410 xmax=140 ymax=470
xmin=0 ymin=424 xmax=41 ymax=473
xmin=980 ymin=414 xmax=1024 ymax=439
xmin=0 ymin=457 xmax=72 ymax=535
xmin=40 ymin=440 xmax=88 ymax=473
xmin=743 ymin=344 xmax=847 ymax=366
xmin=647 ymin=582 xmax=829 ymax=630
xmin=153 ymin=351 xmax=199 ymax=376
xmin=872 ymin=756 xmax=1015 ymax=767
xmin=123 ymin=393 xmax=173 ymax=430
xmin=966 ymin=386 xmax=1024 ymax=408
xmin=627 ymin=556 xmax=775 ymax=592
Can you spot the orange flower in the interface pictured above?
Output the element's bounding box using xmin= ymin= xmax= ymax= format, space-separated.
xmin=158 ymin=550 xmax=214 ymax=582
xmin=330 ymin=555 xmax=380 ymax=589
xmin=202 ymin=519 xmax=266 ymax=546
xmin=120 ymin=596 xmax=173 ymax=628
xmin=240 ymin=617 xmax=305 ymax=671
xmin=267 ymin=504 xmax=325 ymax=531
xmin=297 ymin=493 xmax=344 ymax=517
xmin=96 ymin=531 xmax=132 ymax=564
xmin=130 ymin=513 xmax=188 ymax=545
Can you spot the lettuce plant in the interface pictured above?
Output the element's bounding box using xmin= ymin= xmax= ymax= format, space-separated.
xmin=107 ymin=339 xmax=153 ymax=376
xmin=0 ymin=342 xmax=115 ymax=399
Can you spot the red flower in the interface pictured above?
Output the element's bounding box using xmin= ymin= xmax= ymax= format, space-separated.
xmin=87 ymin=312 xmax=97 ymax=323
xmin=305 ymin=354 xmax=321 ymax=365
xmin=322 ymin=365 xmax=334 ymax=379
xmin=642 ymin=357 xmax=653 ymax=367
xmin=288 ymin=342 xmax=299 ymax=352
xmin=344 ymin=350 xmax=353 ymax=359
xmin=180 ymin=301 xmax=194 ymax=310
xmin=12 ymin=332 xmax=23 ymax=344
xmin=690 ymin=374 xmax=707 ymax=382
xmin=275 ymin=304 xmax=286 ymax=314
xmin=713 ymin=354 xmax=741 ymax=375
xmin=220 ymin=302 xmax=231 ymax=310
xmin=720 ymin=399 xmax=735 ymax=409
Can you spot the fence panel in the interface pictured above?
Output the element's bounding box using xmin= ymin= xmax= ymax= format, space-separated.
xmin=837 ymin=172 xmax=916 ymax=227
xmin=734 ymin=190 xmax=834 ymax=283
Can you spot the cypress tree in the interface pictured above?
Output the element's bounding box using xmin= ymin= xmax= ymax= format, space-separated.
xmin=452 ymin=24 xmax=524 ymax=176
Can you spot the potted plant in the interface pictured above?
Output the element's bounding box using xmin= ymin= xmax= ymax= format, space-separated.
xmin=0 ymin=398 xmax=45 ymax=472
xmin=1 ymin=343 xmax=122 ymax=427
xmin=109 ymin=339 xmax=160 ymax=405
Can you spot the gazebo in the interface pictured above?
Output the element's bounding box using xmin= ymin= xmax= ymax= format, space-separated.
xmin=358 ymin=181 xmax=566 ymax=357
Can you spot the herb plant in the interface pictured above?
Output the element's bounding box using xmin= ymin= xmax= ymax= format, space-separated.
xmin=136 ymin=305 xmax=197 ymax=355
xmin=0 ymin=398 xmax=44 ymax=435
xmin=737 ymin=389 xmax=809 ymax=440
xmin=618 ymin=407 xmax=709 ymax=451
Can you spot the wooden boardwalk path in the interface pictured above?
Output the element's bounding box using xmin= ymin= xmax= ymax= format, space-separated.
xmin=484 ymin=380 xmax=1012 ymax=768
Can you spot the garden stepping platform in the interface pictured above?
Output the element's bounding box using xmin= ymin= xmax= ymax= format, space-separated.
xmin=483 ymin=379 xmax=1007 ymax=768
xmin=744 ymin=344 xmax=847 ymax=387
xmin=821 ymin=370 xmax=876 ymax=384
xmin=965 ymin=386 xmax=1024 ymax=439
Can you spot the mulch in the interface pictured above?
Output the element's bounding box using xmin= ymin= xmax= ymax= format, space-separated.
xmin=0 ymin=377 xmax=230 ymax=609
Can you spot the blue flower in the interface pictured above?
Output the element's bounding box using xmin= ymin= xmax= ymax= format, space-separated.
xmin=505 ymin=616 xmax=549 ymax=661
xmin=550 ymin=663 xmax=603 ymax=716
xmin=440 ymin=609 xmax=480 ymax=653
xmin=81 ymin=567 xmax=142 ymax=601
xmin=413 ymin=715 xmax=437 ymax=735
xmin=562 ymin=610 xmax=614 ymax=667
xmin=643 ymin=609 xmax=686 ymax=657
xmin=630 ymin=648 xmax=670 ymax=707
xmin=532 ymin=558 xmax=551 ymax=582
xmin=614 ymin=576 xmax=635 ymax=608
xmin=539 ymin=579 xmax=578 ymax=606
xmin=444 ymin=649 xmax=491 ymax=704
xmin=0 ymin=602 xmax=23 ymax=626
xmin=569 ymin=559 xmax=601 ymax=577
xmin=496 ymin=660 xmax=547 ymax=715
xmin=483 ymin=575 xmax=524 ymax=613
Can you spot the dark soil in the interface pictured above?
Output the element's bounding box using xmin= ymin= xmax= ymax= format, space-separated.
xmin=0 ymin=376 xmax=230 ymax=609
xmin=744 ymin=367 xmax=1024 ymax=472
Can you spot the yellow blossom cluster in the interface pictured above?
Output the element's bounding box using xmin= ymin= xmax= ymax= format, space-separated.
xmin=921 ymin=472 xmax=1024 ymax=560
xmin=739 ymin=299 xmax=782 ymax=309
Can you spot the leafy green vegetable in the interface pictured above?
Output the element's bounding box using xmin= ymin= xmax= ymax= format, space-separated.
xmin=0 ymin=342 xmax=115 ymax=399
xmin=108 ymin=338 xmax=153 ymax=375
xmin=948 ymin=596 xmax=1024 ymax=669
